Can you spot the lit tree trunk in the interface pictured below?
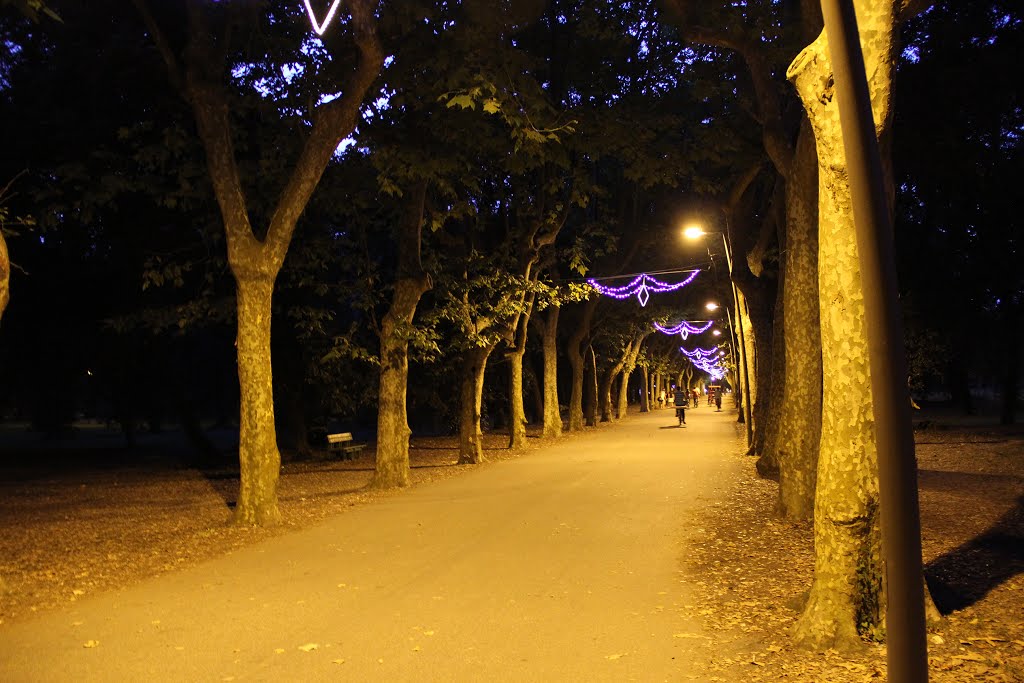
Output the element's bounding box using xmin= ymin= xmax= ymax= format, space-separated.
xmin=133 ymin=0 xmax=383 ymax=526
xmin=601 ymin=347 xmax=629 ymax=422
xmin=507 ymin=293 xmax=536 ymax=449
xmin=585 ymin=345 xmax=599 ymax=427
xmin=617 ymin=333 xmax=650 ymax=419
xmin=541 ymin=303 xmax=562 ymax=438
xmin=639 ymin=364 xmax=650 ymax=413
xmin=788 ymin=2 xmax=897 ymax=648
xmin=0 ymin=228 xmax=9 ymax=323
xmin=458 ymin=346 xmax=494 ymax=464
xmin=566 ymin=299 xmax=596 ymax=431
xmin=233 ymin=273 xmax=282 ymax=526
xmin=373 ymin=183 xmax=431 ymax=489
xmin=775 ymin=119 xmax=822 ymax=519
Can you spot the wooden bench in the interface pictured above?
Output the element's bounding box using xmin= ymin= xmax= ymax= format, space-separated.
xmin=326 ymin=432 xmax=365 ymax=459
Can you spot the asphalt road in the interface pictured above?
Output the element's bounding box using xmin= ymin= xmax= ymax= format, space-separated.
xmin=0 ymin=404 xmax=746 ymax=682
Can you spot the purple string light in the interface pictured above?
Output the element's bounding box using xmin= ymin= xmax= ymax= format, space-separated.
xmin=587 ymin=271 xmax=700 ymax=307
xmin=654 ymin=319 xmax=714 ymax=340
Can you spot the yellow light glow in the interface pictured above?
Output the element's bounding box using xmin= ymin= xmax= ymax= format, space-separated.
xmin=705 ymin=302 xmax=719 ymax=311
xmin=712 ymin=329 xmax=722 ymax=336
xmin=683 ymin=225 xmax=706 ymax=240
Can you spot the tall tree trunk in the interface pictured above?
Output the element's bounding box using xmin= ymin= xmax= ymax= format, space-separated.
xmin=775 ymin=119 xmax=822 ymax=519
xmin=757 ymin=266 xmax=786 ymax=478
xmin=458 ymin=346 xmax=494 ymax=464
xmin=0 ymin=228 xmax=9 ymax=324
xmin=541 ymin=303 xmax=562 ymax=438
xmin=507 ymin=294 xmax=536 ymax=449
xmin=134 ymin=0 xmax=383 ymax=527
xmin=566 ymin=299 xmax=597 ymax=431
xmin=788 ymin=3 xmax=897 ymax=648
xmin=617 ymin=334 xmax=649 ymax=418
xmin=233 ymin=274 xmax=282 ymax=526
xmin=374 ymin=183 xmax=430 ymax=488
xmin=601 ymin=347 xmax=629 ymax=422
xmin=639 ymin=364 xmax=650 ymax=413
xmin=743 ymin=281 xmax=775 ymax=456
xmin=585 ymin=345 xmax=599 ymax=427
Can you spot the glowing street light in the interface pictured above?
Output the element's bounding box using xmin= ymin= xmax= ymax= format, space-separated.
xmin=712 ymin=329 xmax=722 ymax=336
xmin=705 ymin=301 xmax=720 ymax=311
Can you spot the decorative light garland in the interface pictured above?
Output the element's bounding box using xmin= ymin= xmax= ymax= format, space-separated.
xmin=587 ymin=270 xmax=699 ymax=307
xmin=680 ymin=345 xmax=726 ymax=380
xmin=304 ymin=0 xmax=342 ymax=35
xmin=654 ymin=319 xmax=713 ymax=340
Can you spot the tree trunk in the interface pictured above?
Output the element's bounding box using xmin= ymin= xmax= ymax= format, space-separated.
xmin=566 ymin=299 xmax=597 ymax=431
xmin=617 ymin=334 xmax=649 ymax=419
xmin=601 ymin=349 xmax=629 ymax=422
xmin=374 ymin=277 xmax=431 ymax=486
xmin=639 ymin=365 xmax=650 ymax=413
xmin=507 ymin=293 xmax=536 ymax=449
xmin=775 ymin=118 xmax=822 ymax=519
xmin=374 ymin=182 xmax=431 ymax=488
xmin=743 ymin=279 xmax=775 ymax=457
xmin=788 ymin=3 xmax=898 ymax=647
xmin=508 ymin=348 xmax=528 ymax=448
xmin=541 ymin=303 xmax=562 ymax=438
xmin=585 ymin=345 xmax=598 ymax=427
xmin=458 ymin=346 xmax=493 ymax=464
xmin=756 ymin=268 xmax=786 ymax=478
xmin=0 ymin=228 xmax=9 ymax=324
xmin=233 ymin=274 xmax=282 ymax=526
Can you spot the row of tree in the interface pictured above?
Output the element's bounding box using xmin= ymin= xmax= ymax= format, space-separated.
xmin=1 ymin=0 xmax=1019 ymax=652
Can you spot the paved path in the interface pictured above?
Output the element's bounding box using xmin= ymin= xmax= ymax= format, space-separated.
xmin=1 ymin=404 xmax=745 ymax=682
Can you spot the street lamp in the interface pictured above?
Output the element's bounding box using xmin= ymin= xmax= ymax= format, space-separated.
xmin=687 ymin=226 xmax=753 ymax=446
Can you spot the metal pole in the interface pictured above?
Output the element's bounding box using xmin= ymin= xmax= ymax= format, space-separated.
xmin=818 ymin=1 xmax=928 ymax=680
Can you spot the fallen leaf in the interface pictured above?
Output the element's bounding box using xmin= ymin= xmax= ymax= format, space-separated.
xmin=298 ymin=643 xmax=318 ymax=652
xmin=83 ymin=640 xmax=99 ymax=648
xmin=332 ymin=659 xmax=345 ymax=665
xmin=605 ymin=653 xmax=627 ymax=660
xmin=274 ymin=648 xmax=285 ymax=654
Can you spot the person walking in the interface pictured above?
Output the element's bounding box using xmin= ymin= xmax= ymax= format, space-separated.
xmin=658 ymin=388 xmax=666 ymax=409
xmin=715 ymin=388 xmax=723 ymax=411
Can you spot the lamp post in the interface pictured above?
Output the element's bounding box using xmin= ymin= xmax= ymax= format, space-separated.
xmin=687 ymin=226 xmax=753 ymax=446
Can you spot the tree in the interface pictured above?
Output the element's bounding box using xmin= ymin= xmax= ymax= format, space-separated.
xmin=787 ymin=0 xmax=934 ymax=648
xmin=133 ymin=1 xmax=384 ymax=525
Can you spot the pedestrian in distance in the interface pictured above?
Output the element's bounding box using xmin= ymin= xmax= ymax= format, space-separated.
xmin=715 ymin=388 xmax=723 ymax=411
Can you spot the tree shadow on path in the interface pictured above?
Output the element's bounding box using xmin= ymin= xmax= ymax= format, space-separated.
xmin=924 ymin=492 xmax=1024 ymax=614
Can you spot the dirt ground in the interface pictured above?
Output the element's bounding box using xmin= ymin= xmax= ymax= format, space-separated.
xmin=0 ymin=408 xmax=1022 ymax=681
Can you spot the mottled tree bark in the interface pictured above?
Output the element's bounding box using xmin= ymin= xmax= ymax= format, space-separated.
xmin=775 ymin=119 xmax=822 ymax=519
xmin=541 ymin=303 xmax=562 ymax=438
xmin=374 ymin=185 xmax=431 ymax=488
xmin=233 ymin=274 xmax=282 ymax=526
xmin=788 ymin=1 xmax=896 ymax=648
xmin=458 ymin=346 xmax=494 ymax=464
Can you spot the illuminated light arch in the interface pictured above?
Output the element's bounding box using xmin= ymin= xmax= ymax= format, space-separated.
xmin=304 ymin=0 xmax=343 ymax=36
xmin=587 ymin=270 xmax=699 ymax=307
xmin=654 ymin=319 xmax=713 ymax=340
